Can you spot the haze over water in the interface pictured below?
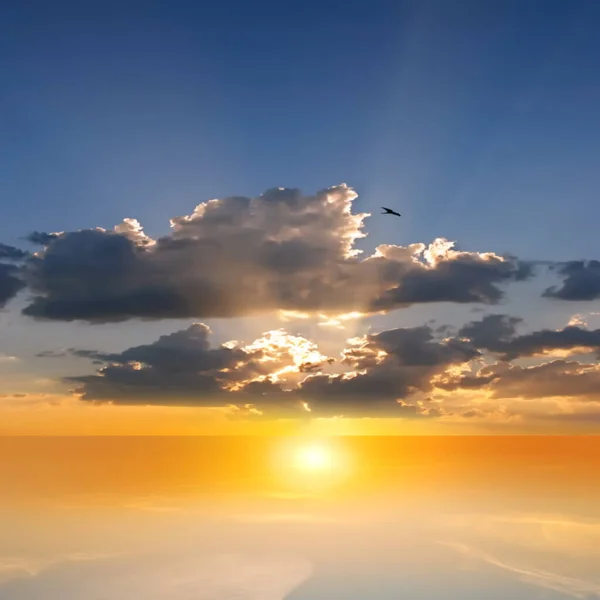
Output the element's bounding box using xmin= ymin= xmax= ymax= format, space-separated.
xmin=1 ymin=436 xmax=598 ymax=599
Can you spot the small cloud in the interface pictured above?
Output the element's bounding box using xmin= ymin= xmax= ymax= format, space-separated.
xmin=0 ymin=353 xmax=18 ymax=363
xmin=277 ymin=310 xmax=311 ymax=322
xmin=317 ymin=311 xmax=364 ymax=330
xmin=24 ymin=231 xmax=61 ymax=246
xmin=568 ymin=313 xmax=588 ymax=328
xmin=544 ymin=260 xmax=600 ymax=301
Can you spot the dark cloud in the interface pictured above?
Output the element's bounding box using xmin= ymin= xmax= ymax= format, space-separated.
xmin=298 ymin=358 xmax=335 ymax=373
xmin=66 ymin=325 xmax=337 ymax=413
xmin=0 ymin=243 xmax=28 ymax=260
xmin=269 ymin=324 xmax=477 ymax=417
xmin=37 ymin=348 xmax=108 ymax=361
xmin=544 ymin=260 xmax=600 ymax=301
xmin=459 ymin=314 xmax=600 ymax=360
xmin=0 ymin=263 xmax=25 ymax=308
xmin=435 ymin=359 xmax=600 ymax=400
xmin=458 ymin=314 xmax=522 ymax=350
xmin=67 ymin=324 xmax=266 ymax=405
xmin=371 ymin=252 xmax=531 ymax=309
xmin=25 ymin=231 xmax=60 ymax=245
xmin=295 ymin=326 xmax=478 ymax=417
xmin=11 ymin=186 xmax=532 ymax=322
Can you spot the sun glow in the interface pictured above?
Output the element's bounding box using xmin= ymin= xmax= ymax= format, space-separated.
xmin=295 ymin=444 xmax=332 ymax=471
xmin=271 ymin=438 xmax=354 ymax=492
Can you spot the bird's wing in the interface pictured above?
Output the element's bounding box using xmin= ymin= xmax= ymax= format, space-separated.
xmin=381 ymin=207 xmax=401 ymax=216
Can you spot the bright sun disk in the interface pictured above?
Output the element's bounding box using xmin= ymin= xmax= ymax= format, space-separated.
xmin=295 ymin=444 xmax=332 ymax=471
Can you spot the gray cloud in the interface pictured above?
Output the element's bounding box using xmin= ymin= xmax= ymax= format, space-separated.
xmin=0 ymin=244 xmax=28 ymax=306
xmin=24 ymin=231 xmax=60 ymax=245
xmin=458 ymin=314 xmax=523 ymax=350
xmin=0 ymin=243 xmax=28 ymax=260
xmin=13 ymin=185 xmax=531 ymax=323
xmin=0 ymin=263 xmax=25 ymax=308
xmin=371 ymin=254 xmax=532 ymax=309
xmin=459 ymin=314 xmax=600 ymax=360
xmin=67 ymin=324 xmax=269 ymax=405
xmin=296 ymin=325 xmax=478 ymax=417
xmin=544 ymin=260 xmax=600 ymax=301
xmin=435 ymin=359 xmax=600 ymax=400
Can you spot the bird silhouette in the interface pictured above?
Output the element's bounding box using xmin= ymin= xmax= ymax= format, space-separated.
xmin=381 ymin=207 xmax=401 ymax=217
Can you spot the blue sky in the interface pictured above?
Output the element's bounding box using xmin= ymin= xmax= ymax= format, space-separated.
xmin=2 ymin=0 xmax=600 ymax=259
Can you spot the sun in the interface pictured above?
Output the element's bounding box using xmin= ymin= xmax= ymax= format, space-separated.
xmin=272 ymin=438 xmax=353 ymax=489
xmin=294 ymin=443 xmax=333 ymax=471
xmin=270 ymin=438 xmax=355 ymax=495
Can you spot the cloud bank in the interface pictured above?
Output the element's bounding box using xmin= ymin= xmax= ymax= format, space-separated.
xmin=46 ymin=311 xmax=600 ymax=421
xmin=55 ymin=321 xmax=475 ymax=417
xmin=3 ymin=185 xmax=536 ymax=321
xmin=2 ymin=183 xmax=600 ymax=425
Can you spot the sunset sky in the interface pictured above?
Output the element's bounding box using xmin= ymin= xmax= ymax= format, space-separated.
xmin=2 ymin=0 xmax=600 ymax=434
xmin=3 ymin=3 xmax=600 ymax=598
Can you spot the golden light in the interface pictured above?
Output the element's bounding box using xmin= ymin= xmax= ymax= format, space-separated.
xmin=271 ymin=438 xmax=355 ymax=494
xmin=294 ymin=444 xmax=332 ymax=471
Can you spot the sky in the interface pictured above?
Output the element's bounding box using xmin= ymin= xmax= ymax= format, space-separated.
xmin=2 ymin=0 xmax=600 ymax=433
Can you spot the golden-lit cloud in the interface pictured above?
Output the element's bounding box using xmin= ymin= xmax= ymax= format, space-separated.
xmin=2 ymin=185 xmax=533 ymax=322
xmin=19 ymin=308 xmax=600 ymax=427
xmin=54 ymin=321 xmax=481 ymax=418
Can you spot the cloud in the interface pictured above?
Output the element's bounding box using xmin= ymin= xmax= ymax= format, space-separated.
xmin=12 ymin=185 xmax=531 ymax=322
xmin=60 ymin=321 xmax=481 ymax=418
xmin=370 ymin=242 xmax=532 ymax=310
xmin=544 ymin=260 xmax=600 ymax=301
xmin=536 ymin=404 xmax=600 ymax=422
xmin=0 ymin=244 xmax=28 ymax=260
xmin=458 ymin=314 xmax=600 ymax=360
xmin=0 ymin=263 xmax=25 ymax=308
xmin=66 ymin=324 xmax=333 ymax=410
xmin=295 ymin=325 xmax=478 ymax=417
xmin=24 ymin=231 xmax=60 ymax=245
xmin=458 ymin=314 xmax=522 ymax=351
xmin=39 ymin=315 xmax=600 ymax=419
xmin=435 ymin=359 xmax=600 ymax=401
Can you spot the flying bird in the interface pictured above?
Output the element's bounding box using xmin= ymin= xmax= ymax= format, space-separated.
xmin=381 ymin=207 xmax=401 ymax=217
